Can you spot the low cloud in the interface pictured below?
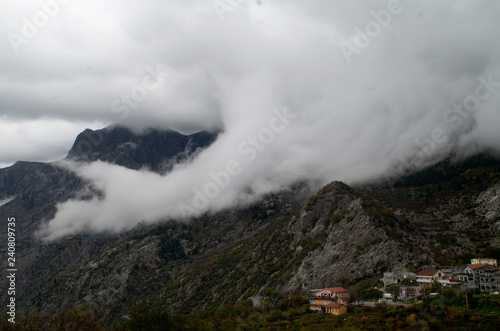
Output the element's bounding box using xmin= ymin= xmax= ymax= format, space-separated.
xmin=0 ymin=118 xmax=102 ymax=167
xmin=1 ymin=1 xmax=499 ymax=240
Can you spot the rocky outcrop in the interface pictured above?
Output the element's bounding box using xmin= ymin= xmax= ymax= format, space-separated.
xmin=0 ymin=125 xmax=221 ymax=321
xmin=282 ymin=182 xmax=431 ymax=294
xmin=476 ymin=181 xmax=500 ymax=235
xmin=0 ymin=175 xmax=436 ymax=322
xmin=2 ymin=124 xmax=499 ymax=323
xmin=66 ymin=126 xmax=219 ymax=173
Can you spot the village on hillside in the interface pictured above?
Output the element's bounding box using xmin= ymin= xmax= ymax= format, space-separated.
xmin=309 ymin=258 xmax=499 ymax=316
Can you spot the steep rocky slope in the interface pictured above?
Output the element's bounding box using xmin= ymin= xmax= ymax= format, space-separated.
xmin=0 ymin=125 xmax=220 ymax=321
xmin=476 ymin=181 xmax=500 ymax=236
xmin=282 ymin=182 xmax=432 ymax=293
xmin=1 ymin=125 xmax=499 ymax=324
xmin=15 ymin=180 xmax=435 ymax=323
xmin=358 ymin=153 xmax=500 ymax=265
xmin=0 ymin=126 xmax=219 ymax=239
xmin=66 ymin=126 xmax=218 ymax=173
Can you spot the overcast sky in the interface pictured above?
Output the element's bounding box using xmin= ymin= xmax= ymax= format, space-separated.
xmin=1 ymin=1 xmax=500 ymax=240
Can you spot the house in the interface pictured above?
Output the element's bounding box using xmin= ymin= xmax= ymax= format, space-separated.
xmin=459 ymin=264 xmax=494 ymax=290
xmin=312 ymin=287 xmax=350 ymax=306
xmin=325 ymin=303 xmax=347 ymax=316
xmin=440 ymin=266 xmax=465 ymax=279
xmin=416 ymin=269 xmax=446 ymax=287
xmin=471 ymin=258 xmax=497 ymax=267
xmin=398 ymin=286 xmax=422 ymax=301
xmin=381 ymin=266 xmax=417 ymax=287
xmin=310 ymin=287 xmax=350 ymax=313
xmin=442 ymin=278 xmax=463 ymax=288
xmin=416 ymin=269 xmax=464 ymax=288
xmin=438 ymin=266 xmax=465 ymax=287
xmin=479 ymin=267 xmax=500 ymax=291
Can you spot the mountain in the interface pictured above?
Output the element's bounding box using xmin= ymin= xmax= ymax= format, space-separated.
xmin=1 ymin=126 xmax=499 ymax=326
xmin=0 ymin=125 xmax=219 ymax=237
xmin=0 ymin=126 xmax=219 ymax=205
xmin=66 ymin=126 xmax=219 ymax=173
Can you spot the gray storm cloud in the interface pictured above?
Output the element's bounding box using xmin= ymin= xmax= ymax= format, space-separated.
xmin=1 ymin=1 xmax=499 ymax=240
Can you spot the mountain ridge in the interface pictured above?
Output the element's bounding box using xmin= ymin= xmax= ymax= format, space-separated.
xmin=66 ymin=125 xmax=219 ymax=173
xmin=0 ymin=125 xmax=499 ymax=325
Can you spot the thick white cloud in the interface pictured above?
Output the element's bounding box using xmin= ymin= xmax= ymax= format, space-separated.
xmin=0 ymin=118 xmax=103 ymax=167
xmin=1 ymin=1 xmax=500 ymax=240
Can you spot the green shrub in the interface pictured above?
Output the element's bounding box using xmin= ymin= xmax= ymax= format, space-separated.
xmin=266 ymin=309 xmax=284 ymax=322
xmin=361 ymin=288 xmax=383 ymax=300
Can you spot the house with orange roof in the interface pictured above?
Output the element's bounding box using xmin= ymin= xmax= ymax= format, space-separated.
xmin=309 ymin=287 xmax=351 ymax=313
xmin=416 ymin=269 xmax=446 ymax=287
xmin=315 ymin=287 xmax=350 ymax=305
xmin=325 ymin=302 xmax=347 ymax=316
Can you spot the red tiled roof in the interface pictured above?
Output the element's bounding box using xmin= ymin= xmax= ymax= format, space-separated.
xmin=392 ymin=266 xmax=404 ymax=271
xmin=468 ymin=264 xmax=488 ymax=270
xmin=417 ymin=269 xmax=439 ymax=277
xmin=447 ymin=278 xmax=462 ymax=283
xmin=326 ymin=303 xmax=344 ymax=309
xmin=326 ymin=287 xmax=349 ymax=293
xmin=484 ymin=268 xmax=500 ymax=272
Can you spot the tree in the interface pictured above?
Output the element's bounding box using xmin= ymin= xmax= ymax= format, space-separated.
xmin=401 ymin=278 xmax=417 ymax=286
xmin=352 ymin=277 xmax=379 ymax=301
xmin=263 ymin=288 xmax=285 ymax=308
xmin=431 ymin=280 xmax=442 ymax=293
xmin=405 ymin=287 xmax=415 ymax=300
xmin=278 ymin=295 xmax=309 ymax=310
xmin=361 ymin=288 xmax=383 ymax=300
xmin=422 ymin=284 xmax=432 ymax=296
xmin=126 ymin=303 xmax=183 ymax=331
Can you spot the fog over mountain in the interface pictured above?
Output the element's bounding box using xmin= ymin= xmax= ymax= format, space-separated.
xmin=1 ymin=1 xmax=500 ymax=240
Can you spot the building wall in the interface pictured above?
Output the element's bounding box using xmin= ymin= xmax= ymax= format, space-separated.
xmin=310 ymin=304 xmax=322 ymax=311
xmin=333 ymin=305 xmax=348 ymax=315
xmin=479 ymin=270 xmax=500 ymax=291
xmin=416 ymin=276 xmax=434 ymax=285
xmin=310 ymin=298 xmax=334 ymax=306
xmin=382 ymin=268 xmax=417 ymax=287
xmin=471 ymin=259 xmax=497 ymax=266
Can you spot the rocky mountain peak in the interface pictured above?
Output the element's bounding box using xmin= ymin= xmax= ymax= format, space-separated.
xmin=282 ymin=180 xmax=431 ymax=293
xmin=66 ymin=125 xmax=219 ymax=173
xmin=1 ymin=123 xmax=499 ymax=323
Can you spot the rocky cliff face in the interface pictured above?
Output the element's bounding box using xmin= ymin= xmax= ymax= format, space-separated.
xmin=0 ymin=127 xmax=218 ymax=244
xmin=66 ymin=126 xmax=219 ymax=173
xmin=476 ymin=182 xmax=500 ymax=236
xmin=1 ymin=125 xmax=499 ymax=324
xmin=0 ymin=125 xmax=220 ymax=321
xmin=0 ymin=126 xmax=219 ymax=205
xmin=282 ymin=182 xmax=432 ymax=293
xmin=22 ymin=181 xmax=435 ymax=323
